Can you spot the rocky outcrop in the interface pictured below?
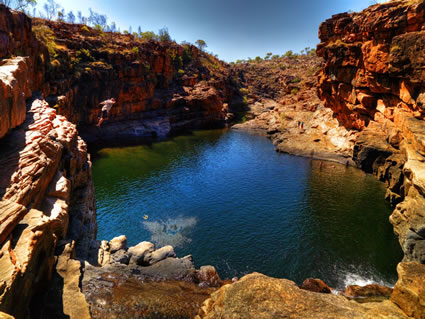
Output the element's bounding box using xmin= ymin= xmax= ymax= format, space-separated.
xmin=0 ymin=99 xmax=94 ymax=318
xmin=392 ymin=262 xmax=425 ymax=319
xmin=28 ymin=19 xmax=239 ymax=146
xmin=317 ymin=0 xmax=425 ymax=262
xmin=232 ymin=55 xmax=358 ymax=164
xmin=196 ymin=273 xmax=408 ymax=319
xmin=317 ymin=1 xmax=425 ymax=130
xmin=0 ymin=5 xmax=46 ymax=139
xmin=39 ymin=236 xmax=225 ymax=319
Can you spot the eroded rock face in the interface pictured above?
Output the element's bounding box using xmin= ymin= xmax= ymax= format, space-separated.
xmin=196 ymin=273 xmax=408 ymax=319
xmin=26 ymin=18 xmax=239 ymax=145
xmin=391 ymin=262 xmax=425 ymax=319
xmin=317 ymin=1 xmax=425 ymax=130
xmin=0 ymin=99 xmax=94 ymax=318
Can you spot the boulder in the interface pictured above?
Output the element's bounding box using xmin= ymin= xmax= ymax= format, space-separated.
xmin=196 ymin=266 xmax=222 ymax=288
xmin=300 ymin=278 xmax=332 ymax=293
xmin=128 ymin=241 xmax=155 ymax=266
xmin=148 ymin=245 xmax=176 ymax=265
xmin=196 ymin=273 xmax=408 ymax=318
xmin=344 ymin=284 xmax=392 ymax=299
xmin=109 ymin=235 xmax=127 ymax=253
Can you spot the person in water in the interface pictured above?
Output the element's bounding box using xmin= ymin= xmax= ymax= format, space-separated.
xmin=97 ymin=98 xmax=116 ymax=127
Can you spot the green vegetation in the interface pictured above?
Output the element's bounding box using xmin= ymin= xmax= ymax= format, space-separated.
xmin=242 ymin=95 xmax=249 ymax=105
xmin=291 ymin=87 xmax=300 ymax=95
xmin=195 ymin=39 xmax=207 ymax=51
xmin=76 ymin=48 xmax=93 ymax=62
xmin=255 ymin=56 xmax=262 ymax=63
xmin=178 ymin=69 xmax=185 ymax=75
xmin=140 ymin=31 xmax=157 ymax=41
xmin=131 ymin=46 xmax=139 ymax=55
xmin=158 ymin=27 xmax=171 ymax=42
xmin=290 ymin=77 xmax=301 ymax=83
xmin=32 ymin=24 xmax=56 ymax=57
xmin=182 ymin=45 xmax=193 ymax=64
xmin=239 ymin=88 xmax=249 ymax=95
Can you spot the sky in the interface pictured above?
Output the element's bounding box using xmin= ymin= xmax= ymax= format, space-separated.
xmin=34 ymin=0 xmax=383 ymax=62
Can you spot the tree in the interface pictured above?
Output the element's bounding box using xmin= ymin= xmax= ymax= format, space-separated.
xmin=110 ymin=21 xmax=116 ymax=33
xmin=141 ymin=31 xmax=157 ymax=41
xmin=67 ymin=10 xmax=75 ymax=23
xmin=255 ymin=56 xmax=262 ymax=63
xmin=57 ymin=8 xmax=65 ymax=21
xmin=0 ymin=0 xmax=36 ymax=11
xmin=195 ymin=39 xmax=207 ymax=51
xmin=43 ymin=0 xmax=61 ymax=20
xmin=158 ymin=27 xmax=171 ymax=42
xmin=88 ymin=8 xmax=107 ymax=29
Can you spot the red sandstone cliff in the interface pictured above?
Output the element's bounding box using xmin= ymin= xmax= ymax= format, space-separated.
xmin=317 ymin=2 xmax=425 ymax=317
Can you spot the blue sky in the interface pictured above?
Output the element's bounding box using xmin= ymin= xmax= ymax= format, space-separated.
xmin=34 ymin=0 xmax=381 ymax=62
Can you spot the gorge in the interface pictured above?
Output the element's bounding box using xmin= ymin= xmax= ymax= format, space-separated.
xmin=1 ymin=0 xmax=425 ymax=318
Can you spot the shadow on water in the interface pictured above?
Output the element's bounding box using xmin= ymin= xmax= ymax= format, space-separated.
xmin=92 ymin=129 xmax=403 ymax=288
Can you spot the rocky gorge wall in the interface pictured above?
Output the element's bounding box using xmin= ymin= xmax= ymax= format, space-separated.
xmin=316 ymin=1 xmax=425 ymax=317
xmin=30 ymin=18 xmax=240 ymax=145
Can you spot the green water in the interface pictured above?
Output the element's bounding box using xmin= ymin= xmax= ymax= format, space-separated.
xmin=92 ymin=129 xmax=403 ymax=288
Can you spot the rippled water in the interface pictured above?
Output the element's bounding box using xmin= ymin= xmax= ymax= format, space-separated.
xmin=92 ymin=129 xmax=403 ymax=288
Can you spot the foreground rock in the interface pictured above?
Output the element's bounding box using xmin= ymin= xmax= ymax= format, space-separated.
xmin=0 ymin=99 xmax=95 ymax=318
xmin=391 ymin=262 xmax=425 ymax=319
xmin=40 ymin=238 xmax=225 ymax=319
xmin=196 ymin=273 xmax=408 ymax=319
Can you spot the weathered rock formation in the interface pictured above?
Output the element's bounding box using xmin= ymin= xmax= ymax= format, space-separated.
xmin=196 ymin=273 xmax=408 ymax=319
xmin=0 ymin=99 xmax=95 ymax=318
xmin=317 ymin=0 xmax=425 ymax=263
xmin=316 ymin=1 xmax=425 ymax=317
xmin=29 ymin=18 xmax=240 ymax=146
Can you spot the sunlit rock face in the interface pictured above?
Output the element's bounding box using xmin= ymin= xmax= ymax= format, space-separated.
xmin=27 ymin=18 xmax=241 ymax=145
xmin=0 ymin=99 xmax=95 ymax=318
xmin=317 ymin=0 xmax=425 ymax=263
xmin=317 ymin=1 xmax=425 ymax=131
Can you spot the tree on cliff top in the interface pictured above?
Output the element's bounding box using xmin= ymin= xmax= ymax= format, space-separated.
xmin=0 ymin=0 xmax=36 ymax=11
xmin=195 ymin=39 xmax=207 ymax=51
xmin=42 ymin=0 xmax=60 ymax=20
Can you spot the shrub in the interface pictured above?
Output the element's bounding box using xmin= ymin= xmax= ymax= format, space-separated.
xmin=284 ymin=50 xmax=294 ymax=57
xmin=255 ymin=56 xmax=262 ymax=63
xmin=132 ymin=46 xmax=139 ymax=55
xmin=141 ymin=31 xmax=157 ymax=41
xmin=76 ymin=48 xmax=94 ymax=61
xmin=81 ymin=25 xmax=90 ymax=33
xmin=183 ymin=45 xmax=193 ymax=64
xmin=178 ymin=69 xmax=185 ymax=75
xmin=239 ymin=88 xmax=249 ymax=95
xmin=158 ymin=27 xmax=171 ymax=42
xmin=242 ymin=95 xmax=249 ymax=105
xmin=290 ymin=77 xmax=301 ymax=83
xmin=32 ymin=24 xmax=56 ymax=57
xmin=291 ymin=87 xmax=299 ymax=95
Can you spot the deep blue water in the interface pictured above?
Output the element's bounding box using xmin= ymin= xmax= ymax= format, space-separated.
xmin=92 ymin=129 xmax=402 ymax=288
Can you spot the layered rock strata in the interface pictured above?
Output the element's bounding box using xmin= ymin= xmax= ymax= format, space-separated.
xmin=317 ymin=0 xmax=425 ymax=264
xmin=30 ymin=18 xmax=240 ymax=145
xmin=0 ymin=99 xmax=94 ymax=318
